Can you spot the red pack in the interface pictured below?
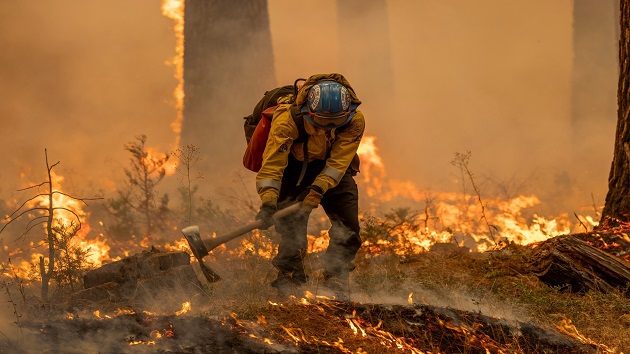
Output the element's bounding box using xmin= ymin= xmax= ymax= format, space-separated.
xmin=243 ymin=106 xmax=277 ymax=172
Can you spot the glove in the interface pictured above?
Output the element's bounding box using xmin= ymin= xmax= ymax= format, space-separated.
xmin=297 ymin=185 xmax=324 ymax=211
xmin=256 ymin=202 xmax=277 ymax=230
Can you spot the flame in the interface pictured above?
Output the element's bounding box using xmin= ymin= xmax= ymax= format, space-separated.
xmin=129 ymin=340 xmax=156 ymax=346
xmin=270 ymin=300 xmax=425 ymax=353
xmin=355 ymin=137 xmax=595 ymax=252
xmin=30 ymin=170 xmax=88 ymax=231
xmin=93 ymin=310 xmax=103 ymax=319
xmin=161 ymin=0 xmax=185 ymax=151
xmin=175 ymin=301 xmax=191 ymax=316
xmin=145 ymin=146 xmax=178 ymax=177
xmin=116 ymin=308 xmax=135 ymax=315
xmin=556 ymin=318 xmax=613 ymax=350
xmin=357 ymin=136 xmax=387 ymax=198
xmin=345 ymin=311 xmax=367 ymax=337
xmin=163 ymin=237 xmax=190 ymax=253
xmin=4 ymin=171 xmax=117 ymax=277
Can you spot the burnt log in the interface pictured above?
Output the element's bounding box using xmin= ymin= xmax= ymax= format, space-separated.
xmin=69 ymin=281 xmax=121 ymax=305
xmin=573 ymin=231 xmax=630 ymax=262
xmin=74 ymin=248 xmax=203 ymax=306
xmin=83 ymin=247 xmax=190 ymax=290
xmin=529 ymin=235 xmax=630 ymax=294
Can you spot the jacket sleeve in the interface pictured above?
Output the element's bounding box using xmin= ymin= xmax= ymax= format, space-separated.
xmin=256 ymin=105 xmax=299 ymax=205
xmin=312 ymin=111 xmax=365 ymax=194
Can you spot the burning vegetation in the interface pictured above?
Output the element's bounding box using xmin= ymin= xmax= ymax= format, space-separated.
xmin=0 ymin=133 xmax=627 ymax=353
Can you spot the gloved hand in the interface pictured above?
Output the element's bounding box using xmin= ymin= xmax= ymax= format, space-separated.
xmin=297 ymin=185 xmax=324 ymax=211
xmin=256 ymin=202 xmax=277 ymax=230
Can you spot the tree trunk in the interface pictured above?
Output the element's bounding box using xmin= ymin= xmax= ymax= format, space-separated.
xmin=529 ymin=235 xmax=630 ymax=294
xmin=182 ymin=0 xmax=275 ymax=188
xmin=602 ymin=0 xmax=630 ymax=223
xmin=41 ymin=153 xmax=56 ymax=301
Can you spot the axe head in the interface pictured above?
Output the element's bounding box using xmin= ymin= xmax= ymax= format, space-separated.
xmin=181 ymin=225 xmax=221 ymax=283
xmin=181 ymin=225 xmax=209 ymax=260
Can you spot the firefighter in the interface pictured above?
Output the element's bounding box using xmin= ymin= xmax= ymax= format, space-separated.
xmin=255 ymin=74 xmax=365 ymax=299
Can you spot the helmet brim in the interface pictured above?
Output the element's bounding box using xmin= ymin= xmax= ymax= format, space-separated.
xmin=300 ymin=104 xmax=357 ymax=129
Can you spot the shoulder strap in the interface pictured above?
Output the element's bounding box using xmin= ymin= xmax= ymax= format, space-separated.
xmin=289 ymin=104 xmax=309 ymax=186
xmin=289 ymin=104 xmax=308 ymax=142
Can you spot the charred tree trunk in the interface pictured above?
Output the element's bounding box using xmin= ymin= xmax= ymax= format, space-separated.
xmin=40 ymin=152 xmax=57 ymax=301
xmin=182 ymin=0 xmax=275 ymax=187
xmin=601 ymin=1 xmax=630 ymax=222
xmin=529 ymin=235 xmax=630 ymax=294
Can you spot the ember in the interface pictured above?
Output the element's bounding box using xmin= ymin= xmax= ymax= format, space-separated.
xmin=6 ymin=295 xmax=606 ymax=353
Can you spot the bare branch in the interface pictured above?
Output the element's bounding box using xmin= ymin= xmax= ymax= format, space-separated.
xmin=50 ymin=207 xmax=83 ymax=229
xmin=3 ymin=193 xmax=50 ymax=220
xmin=14 ymin=221 xmax=46 ymax=241
xmin=0 ymin=207 xmax=49 ymax=234
xmin=51 ymin=191 xmax=103 ymax=205
xmin=17 ymin=182 xmax=49 ymax=192
xmin=45 ymin=149 xmax=60 ymax=172
xmin=49 ymin=161 xmax=60 ymax=171
xmin=24 ymin=215 xmax=48 ymax=230
xmin=574 ymin=212 xmax=589 ymax=233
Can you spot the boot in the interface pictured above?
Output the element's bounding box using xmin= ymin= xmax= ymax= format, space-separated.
xmin=323 ymin=272 xmax=349 ymax=301
xmin=271 ymin=272 xmax=306 ymax=298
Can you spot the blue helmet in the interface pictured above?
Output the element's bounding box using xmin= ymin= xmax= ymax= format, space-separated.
xmin=300 ymin=81 xmax=358 ymax=129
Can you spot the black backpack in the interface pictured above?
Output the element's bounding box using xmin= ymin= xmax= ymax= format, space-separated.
xmin=243 ymin=79 xmax=306 ymax=145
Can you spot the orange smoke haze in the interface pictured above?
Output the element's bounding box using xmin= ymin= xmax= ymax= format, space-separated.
xmin=271 ymin=1 xmax=616 ymax=217
xmin=0 ymin=1 xmax=618 ymax=219
xmin=0 ymin=1 xmax=178 ymax=192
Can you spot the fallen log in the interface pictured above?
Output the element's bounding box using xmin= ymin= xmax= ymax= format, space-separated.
xmin=71 ymin=247 xmax=204 ymax=309
xmin=83 ymin=247 xmax=191 ymax=290
xmin=528 ymin=235 xmax=630 ymax=294
xmin=573 ymin=231 xmax=630 ymax=262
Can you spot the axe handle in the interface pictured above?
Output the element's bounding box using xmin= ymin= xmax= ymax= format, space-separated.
xmin=202 ymin=202 xmax=302 ymax=251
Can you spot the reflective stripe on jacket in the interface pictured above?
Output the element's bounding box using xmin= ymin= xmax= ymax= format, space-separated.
xmin=256 ymin=104 xmax=365 ymax=205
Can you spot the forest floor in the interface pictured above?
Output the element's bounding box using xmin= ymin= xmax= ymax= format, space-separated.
xmin=1 ymin=229 xmax=628 ymax=353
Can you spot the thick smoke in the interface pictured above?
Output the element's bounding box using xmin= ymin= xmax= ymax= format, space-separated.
xmin=270 ymin=0 xmax=617 ymax=216
xmin=0 ymin=1 xmax=178 ymax=195
xmin=0 ymin=1 xmax=619 ymax=217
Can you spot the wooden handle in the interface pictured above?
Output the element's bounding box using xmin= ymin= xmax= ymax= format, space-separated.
xmin=202 ymin=203 xmax=302 ymax=251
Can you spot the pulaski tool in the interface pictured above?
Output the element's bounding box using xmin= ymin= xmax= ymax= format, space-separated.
xmin=181 ymin=203 xmax=302 ymax=283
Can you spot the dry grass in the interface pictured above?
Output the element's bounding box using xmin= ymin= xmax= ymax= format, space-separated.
xmin=191 ymin=236 xmax=627 ymax=352
xmin=348 ymin=245 xmax=630 ymax=353
xmin=178 ymin=225 xmax=630 ymax=351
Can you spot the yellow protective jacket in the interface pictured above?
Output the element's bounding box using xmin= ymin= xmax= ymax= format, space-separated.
xmin=256 ymin=74 xmax=365 ymax=206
